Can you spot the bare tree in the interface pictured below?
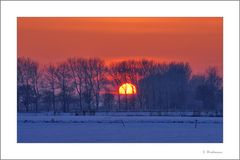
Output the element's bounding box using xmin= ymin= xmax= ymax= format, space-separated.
xmin=90 ymin=58 xmax=106 ymax=110
xmin=17 ymin=56 xmax=222 ymax=114
xmin=109 ymin=61 xmax=134 ymax=110
xmin=31 ymin=63 xmax=41 ymax=112
xmin=43 ymin=64 xmax=57 ymax=114
xmin=55 ymin=63 xmax=72 ymax=113
xmin=17 ymin=58 xmax=24 ymax=112
xmin=196 ymin=67 xmax=222 ymax=111
xmin=103 ymin=93 xmax=115 ymax=110
xmin=108 ymin=63 xmax=123 ymax=110
xmin=68 ymin=58 xmax=85 ymax=111
xmin=81 ymin=58 xmax=106 ymax=110
xmin=115 ymin=61 xmax=132 ymax=110
xmin=139 ymin=62 xmax=191 ymax=111
xmin=17 ymin=57 xmax=40 ymax=112
xmin=188 ymin=74 xmax=206 ymax=112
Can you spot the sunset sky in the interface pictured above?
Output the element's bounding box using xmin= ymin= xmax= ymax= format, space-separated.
xmin=17 ymin=17 xmax=223 ymax=75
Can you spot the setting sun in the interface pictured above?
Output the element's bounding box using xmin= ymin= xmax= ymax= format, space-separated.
xmin=119 ymin=83 xmax=137 ymax=95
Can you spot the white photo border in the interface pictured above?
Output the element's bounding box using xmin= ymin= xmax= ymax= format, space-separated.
xmin=1 ymin=1 xmax=239 ymax=159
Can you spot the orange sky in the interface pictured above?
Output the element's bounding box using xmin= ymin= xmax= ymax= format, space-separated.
xmin=17 ymin=17 xmax=223 ymax=75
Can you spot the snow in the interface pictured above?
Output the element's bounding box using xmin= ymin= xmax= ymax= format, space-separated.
xmin=17 ymin=113 xmax=223 ymax=143
xmin=17 ymin=111 xmax=222 ymax=117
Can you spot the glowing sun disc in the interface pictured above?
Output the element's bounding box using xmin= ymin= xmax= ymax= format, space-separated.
xmin=119 ymin=83 xmax=137 ymax=95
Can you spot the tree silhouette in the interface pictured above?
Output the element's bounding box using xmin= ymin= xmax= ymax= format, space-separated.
xmin=196 ymin=67 xmax=222 ymax=111
xmin=43 ymin=64 xmax=57 ymax=114
xmin=68 ymin=58 xmax=85 ymax=111
xmin=55 ymin=63 xmax=72 ymax=113
xmin=17 ymin=57 xmax=40 ymax=112
xmin=17 ymin=57 xmax=223 ymax=115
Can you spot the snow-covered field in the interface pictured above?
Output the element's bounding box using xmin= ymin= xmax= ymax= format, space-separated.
xmin=17 ymin=113 xmax=223 ymax=143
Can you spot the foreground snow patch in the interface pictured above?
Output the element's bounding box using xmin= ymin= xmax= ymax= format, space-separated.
xmin=17 ymin=114 xmax=223 ymax=143
xmin=18 ymin=113 xmax=222 ymax=124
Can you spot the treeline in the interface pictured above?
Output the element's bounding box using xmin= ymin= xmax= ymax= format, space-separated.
xmin=17 ymin=57 xmax=223 ymax=114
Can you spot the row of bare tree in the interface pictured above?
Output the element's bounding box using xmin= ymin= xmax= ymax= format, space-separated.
xmin=17 ymin=57 xmax=223 ymax=114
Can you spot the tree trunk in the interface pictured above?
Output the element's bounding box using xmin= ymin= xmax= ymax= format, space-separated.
xmin=79 ymin=86 xmax=82 ymax=111
xmin=25 ymin=85 xmax=29 ymax=112
xmin=96 ymin=93 xmax=99 ymax=110
xmin=125 ymin=94 xmax=128 ymax=110
xmin=17 ymin=94 xmax=20 ymax=112
xmin=79 ymin=94 xmax=82 ymax=111
xmin=53 ymin=94 xmax=56 ymax=115
xmin=35 ymin=97 xmax=38 ymax=112
xmin=25 ymin=103 xmax=29 ymax=112
xmin=118 ymin=93 xmax=120 ymax=110
xmin=63 ymin=94 xmax=67 ymax=112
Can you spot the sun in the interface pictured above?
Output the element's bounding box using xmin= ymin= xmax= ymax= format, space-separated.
xmin=119 ymin=83 xmax=137 ymax=95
